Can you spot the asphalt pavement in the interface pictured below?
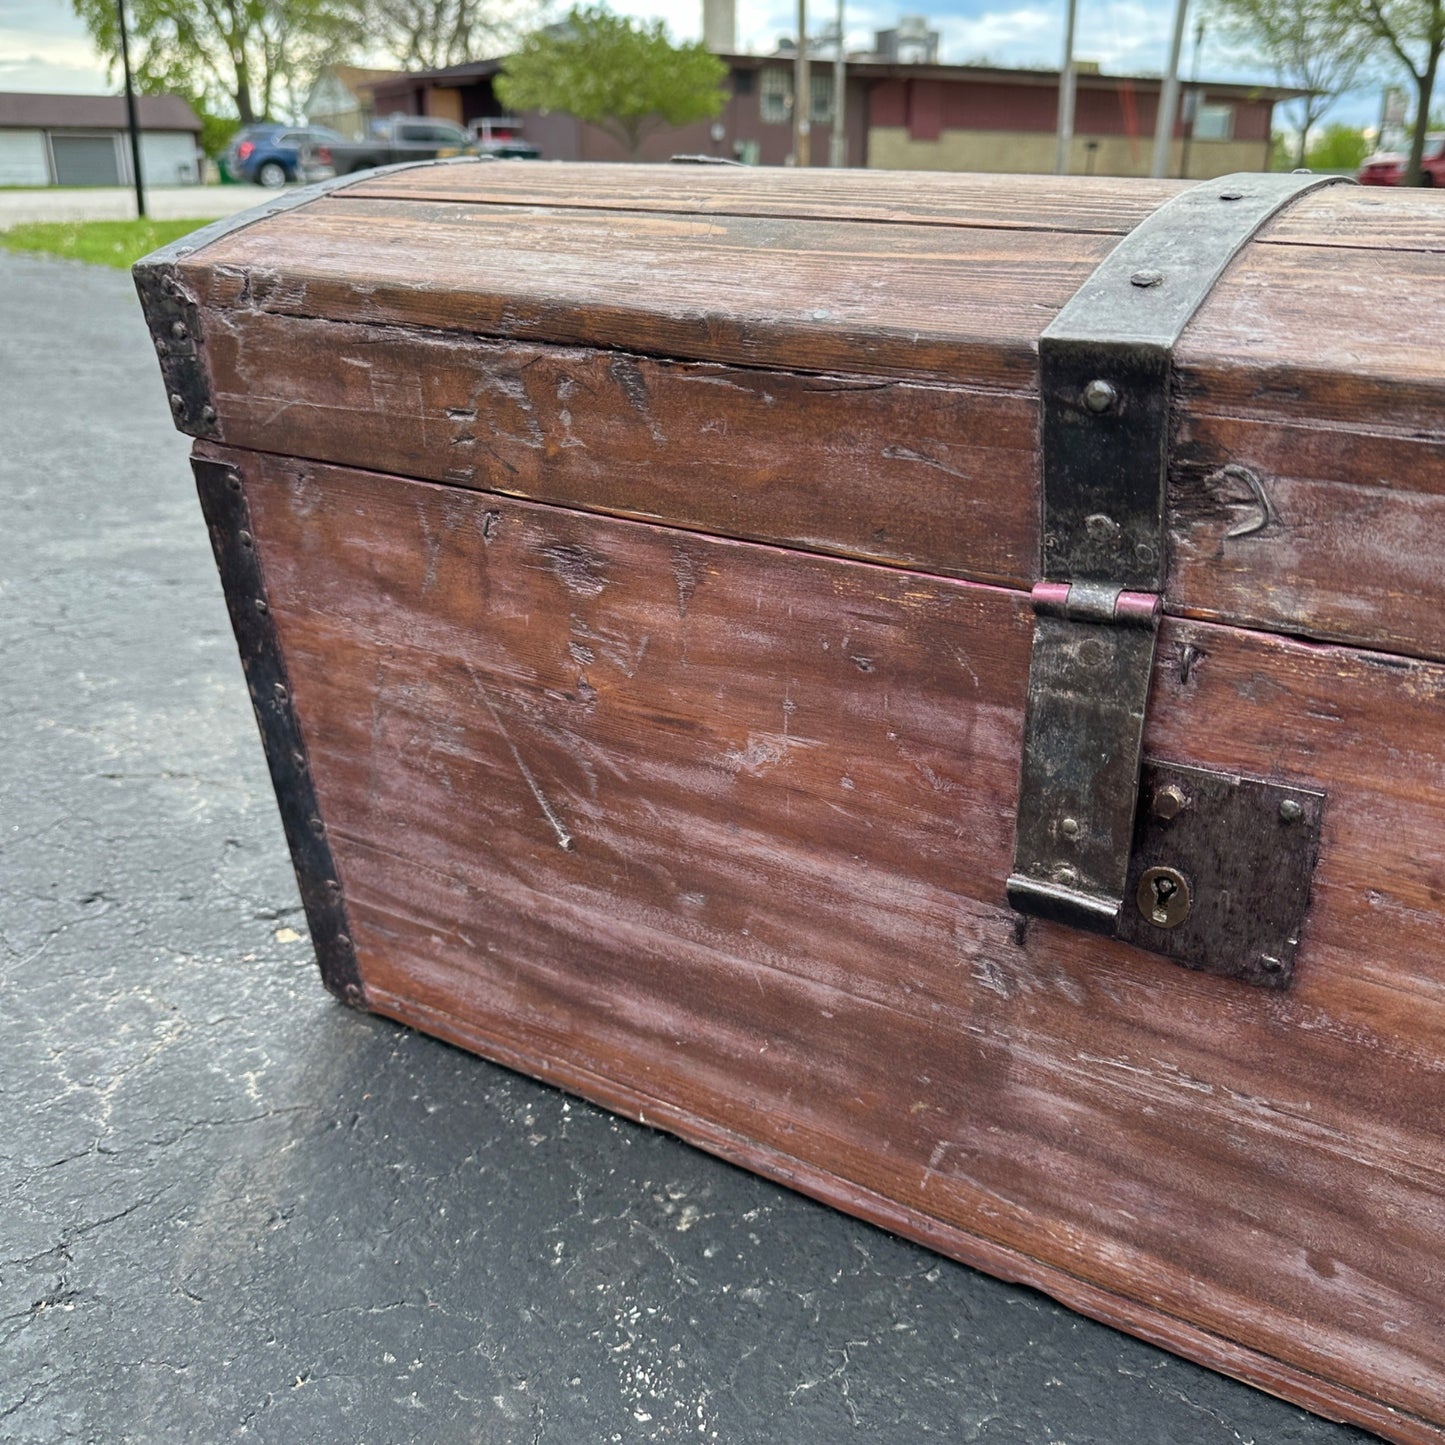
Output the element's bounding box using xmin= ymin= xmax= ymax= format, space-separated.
xmin=0 ymin=249 xmax=1378 ymax=1444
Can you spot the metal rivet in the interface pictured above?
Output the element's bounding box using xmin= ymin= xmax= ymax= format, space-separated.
xmin=201 ymin=405 xmax=217 ymax=423
xmin=170 ymin=320 xmax=187 ymax=339
xmin=1137 ymin=866 xmax=1191 ymax=929
xmin=273 ymin=682 xmax=288 ymax=702
xmin=238 ymin=530 xmax=253 ymax=548
xmin=1085 ymin=512 xmax=1121 ymax=542
xmin=1279 ymin=798 xmax=1304 ymax=823
xmin=1219 ymin=188 xmax=1245 ymax=201
xmin=1054 ymin=864 xmax=1079 ymax=884
xmin=226 ymin=471 xmax=242 ymax=491
xmin=1134 ymin=542 xmax=1156 ymax=565
xmin=1130 ymin=269 xmax=1164 ymax=288
xmin=309 ymin=815 xmax=325 ymax=835
xmin=291 ymin=749 xmax=305 ymax=768
xmin=336 ymin=933 xmax=352 ymax=950
xmin=1152 ymin=784 xmax=1187 ymax=820
xmin=168 ymin=393 xmax=184 ymax=412
xmin=1060 ymin=817 xmax=1081 ymax=839
xmin=1083 ymin=379 xmax=1117 ymax=413
xmin=254 ymin=597 xmax=268 ymax=613
xmin=1259 ymin=955 xmax=1285 ymax=975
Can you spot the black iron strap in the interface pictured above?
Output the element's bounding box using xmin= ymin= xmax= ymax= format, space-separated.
xmin=1008 ymin=171 xmax=1352 ymax=937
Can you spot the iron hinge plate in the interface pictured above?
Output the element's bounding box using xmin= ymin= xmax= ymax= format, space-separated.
xmin=1118 ymin=762 xmax=1325 ymax=988
xmin=1009 ymin=172 xmax=1348 ymax=983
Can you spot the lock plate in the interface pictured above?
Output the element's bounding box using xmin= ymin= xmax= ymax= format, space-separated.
xmin=1118 ymin=761 xmax=1325 ymax=988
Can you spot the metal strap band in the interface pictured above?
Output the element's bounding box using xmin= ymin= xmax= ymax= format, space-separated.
xmin=1010 ymin=171 xmax=1352 ymax=935
xmin=1039 ymin=170 xmax=1350 ymax=592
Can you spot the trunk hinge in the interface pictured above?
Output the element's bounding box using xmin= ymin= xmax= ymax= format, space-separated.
xmin=1007 ymin=172 xmax=1345 ymax=986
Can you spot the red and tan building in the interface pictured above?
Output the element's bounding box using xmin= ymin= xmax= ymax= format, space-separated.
xmin=349 ymin=55 xmax=1293 ymax=177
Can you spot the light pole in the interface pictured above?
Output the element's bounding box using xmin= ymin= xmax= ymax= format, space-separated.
xmin=117 ymin=0 xmax=146 ymax=217
xmin=1054 ymin=0 xmax=1078 ymax=175
xmin=793 ymin=0 xmax=810 ymax=166
xmin=1150 ymin=0 xmax=1189 ymax=178
xmin=830 ymin=0 xmax=846 ymax=167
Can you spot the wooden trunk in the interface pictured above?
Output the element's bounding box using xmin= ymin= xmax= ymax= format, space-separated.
xmin=137 ymin=163 xmax=1445 ymax=1442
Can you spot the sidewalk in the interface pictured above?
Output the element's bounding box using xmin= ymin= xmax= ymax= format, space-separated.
xmin=0 ymin=183 xmax=285 ymax=226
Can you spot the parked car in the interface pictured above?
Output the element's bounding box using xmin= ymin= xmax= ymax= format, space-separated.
xmin=224 ymin=123 xmax=348 ymax=187
xmin=1358 ymin=133 xmax=1445 ymax=186
xmin=467 ymin=117 xmax=541 ymax=160
xmin=310 ymin=116 xmax=483 ymax=177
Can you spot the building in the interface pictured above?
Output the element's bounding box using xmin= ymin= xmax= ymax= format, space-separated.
xmin=359 ymin=56 xmax=1293 ymax=177
xmin=0 ymin=93 xmax=202 ymax=187
xmin=304 ymin=65 xmax=401 ymax=141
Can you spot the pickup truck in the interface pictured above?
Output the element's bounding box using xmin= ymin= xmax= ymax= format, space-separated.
xmin=309 ymin=116 xmax=478 ymax=177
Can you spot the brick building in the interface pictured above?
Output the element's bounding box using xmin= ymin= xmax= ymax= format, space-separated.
xmin=354 ymin=55 xmax=1292 ymax=177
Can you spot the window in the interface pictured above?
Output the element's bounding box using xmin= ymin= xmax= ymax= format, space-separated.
xmin=761 ymin=68 xmax=791 ymax=124
xmin=810 ymin=74 xmax=833 ymax=125
xmin=1193 ymin=103 xmax=1234 ymax=141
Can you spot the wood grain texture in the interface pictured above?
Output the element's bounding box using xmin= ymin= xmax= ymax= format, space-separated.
xmin=341 ymin=161 xmax=1445 ymax=254
xmin=197 ymin=307 xmax=1445 ymax=662
xmin=207 ymin=441 xmax=1445 ymax=1442
xmin=175 ymin=170 xmax=1445 ymax=660
xmin=341 ymin=162 xmax=1186 ymax=232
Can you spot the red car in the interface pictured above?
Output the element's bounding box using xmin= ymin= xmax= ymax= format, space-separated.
xmin=1358 ymin=132 xmax=1445 ymax=186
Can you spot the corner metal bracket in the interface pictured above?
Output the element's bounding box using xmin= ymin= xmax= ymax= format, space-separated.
xmin=134 ymin=156 xmax=496 ymax=440
xmin=1008 ymin=172 xmax=1348 ymax=980
xmin=193 ymin=456 xmax=366 ymax=1008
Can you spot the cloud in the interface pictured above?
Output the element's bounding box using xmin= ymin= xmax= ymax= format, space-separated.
xmin=0 ymin=9 xmax=112 ymax=93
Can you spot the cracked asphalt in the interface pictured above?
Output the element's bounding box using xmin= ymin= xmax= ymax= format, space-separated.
xmin=0 ymin=250 xmax=1376 ymax=1444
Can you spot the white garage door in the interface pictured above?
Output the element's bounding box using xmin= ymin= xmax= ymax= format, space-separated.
xmin=50 ymin=134 xmax=122 ymax=186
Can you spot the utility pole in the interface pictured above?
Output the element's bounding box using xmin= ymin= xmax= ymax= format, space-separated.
xmin=793 ymin=0 xmax=811 ymax=167
xmin=1150 ymin=0 xmax=1189 ymax=178
xmin=1179 ymin=17 xmax=1205 ymax=180
xmin=1054 ymin=0 xmax=1078 ymax=175
xmin=830 ymin=0 xmax=846 ymax=167
xmin=117 ymin=0 xmax=146 ymax=217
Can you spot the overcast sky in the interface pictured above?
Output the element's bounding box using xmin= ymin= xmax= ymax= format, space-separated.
xmin=0 ymin=0 xmax=1382 ymax=128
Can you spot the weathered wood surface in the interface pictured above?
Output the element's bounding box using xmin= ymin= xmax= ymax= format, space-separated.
xmin=208 ymin=441 xmax=1445 ymax=1443
xmin=172 ymin=168 xmax=1445 ymax=661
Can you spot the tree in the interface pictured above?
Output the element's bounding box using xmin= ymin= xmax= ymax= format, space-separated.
xmin=1207 ymin=0 xmax=1367 ymax=166
xmin=72 ymin=0 xmax=362 ymax=124
xmin=1306 ymin=119 xmax=1373 ymax=166
xmin=369 ymin=0 xmax=548 ymax=70
xmin=1342 ymin=0 xmax=1445 ymax=183
xmin=496 ymin=6 xmax=727 ymax=160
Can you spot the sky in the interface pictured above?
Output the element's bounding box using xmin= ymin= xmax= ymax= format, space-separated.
xmin=0 ymin=0 xmax=1385 ymax=129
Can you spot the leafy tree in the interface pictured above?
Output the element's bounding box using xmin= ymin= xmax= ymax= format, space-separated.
xmin=369 ymin=0 xmax=548 ymax=69
xmin=1305 ymin=119 xmax=1372 ymax=167
xmin=496 ymin=6 xmax=727 ymax=159
xmin=1207 ymin=0 xmax=1367 ymax=165
xmin=1342 ymin=0 xmax=1445 ymax=183
xmin=72 ymin=0 xmax=362 ymax=124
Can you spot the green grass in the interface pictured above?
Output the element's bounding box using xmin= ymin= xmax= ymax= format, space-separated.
xmin=0 ymin=218 xmax=214 ymax=269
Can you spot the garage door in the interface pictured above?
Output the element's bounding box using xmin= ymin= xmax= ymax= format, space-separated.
xmin=50 ymin=134 xmax=122 ymax=186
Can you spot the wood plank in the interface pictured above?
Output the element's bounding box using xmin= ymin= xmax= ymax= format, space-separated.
xmin=182 ymin=199 xmax=1110 ymax=392
xmin=1260 ymin=183 xmax=1445 ymax=253
xmin=197 ymin=310 xmax=1445 ymax=661
xmin=214 ymin=441 xmax=1445 ymax=1439
xmin=183 ymin=195 xmax=1445 ymax=419
xmin=338 ymin=162 xmax=1445 ymax=255
xmin=338 ymin=162 xmax=1184 ymax=233
xmin=199 ymin=312 xmax=1038 ymax=587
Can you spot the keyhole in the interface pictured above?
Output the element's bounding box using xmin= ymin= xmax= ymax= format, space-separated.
xmin=1150 ymin=874 xmax=1177 ymax=924
xmin=1136 ymin=866 xmax=1191 ymax=929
